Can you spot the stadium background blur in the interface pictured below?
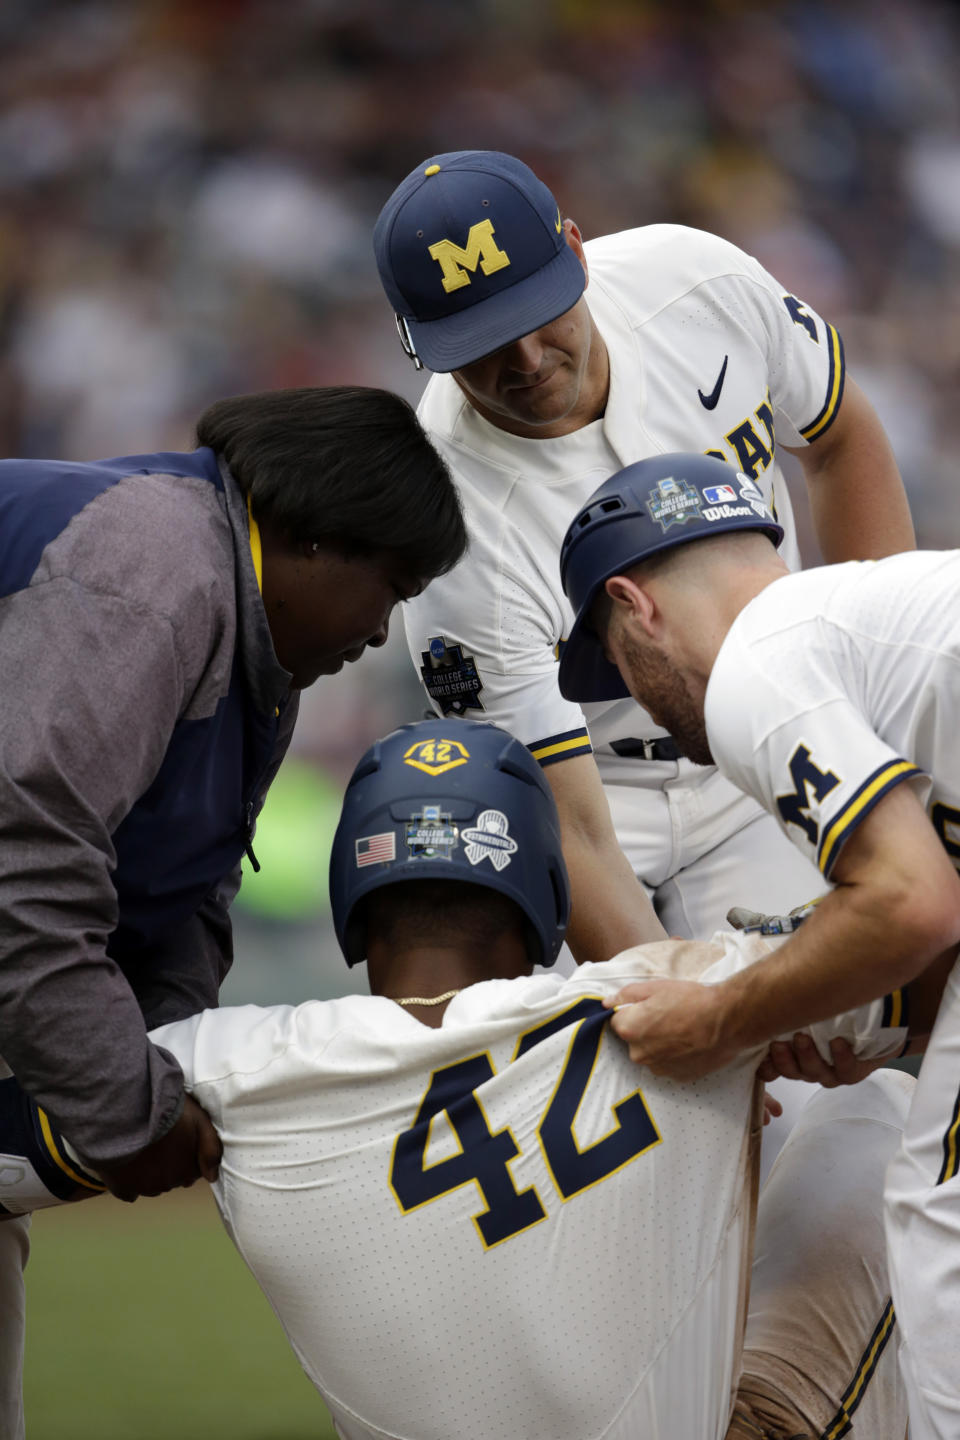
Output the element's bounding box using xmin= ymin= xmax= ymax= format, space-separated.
xmin=4 ymin=1 xmax=959 ymax=1434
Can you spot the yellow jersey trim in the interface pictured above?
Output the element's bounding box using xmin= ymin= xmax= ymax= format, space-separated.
xmin=247 ymin=492 xmax=263 ymax=594
xmin=528 ymin=729 xmax=592 ymax=767
xmin=881 ymin=988 xmax=903 ymax=1030
xmin=937 ymin=1084 xmax=960 ymax=1185
xmin=532 ymin=736 xmax=591 ymax=762
xmin=801 ymin=323 xmax=845 ymax=442
xmin=818 ymin=760 xmax=920 ymax=876
xmin=37 ymin=1108 xmax=106 ymax=1192
xmin=821 ymin=1298 xmax=896 ymax=1439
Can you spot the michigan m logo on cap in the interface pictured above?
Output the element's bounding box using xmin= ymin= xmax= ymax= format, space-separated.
xmin=428 ymin=219 xmax=510 ymax=294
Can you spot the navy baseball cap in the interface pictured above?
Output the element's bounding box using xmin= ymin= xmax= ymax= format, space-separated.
xmin=558 ymin=453 xmax=784 ymax=703
xmin=373 ymin=150 xmax=587 ymax=372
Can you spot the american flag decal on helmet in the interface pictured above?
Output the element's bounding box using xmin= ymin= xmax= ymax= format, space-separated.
xmin=355 ymin=832 xmax=396 ymax=868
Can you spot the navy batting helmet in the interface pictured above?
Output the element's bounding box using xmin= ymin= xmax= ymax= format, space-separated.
xmin=558 ymin=453 xmax=783 ymax=704
xmin=329 ymin=718 xmax=570 ymax=967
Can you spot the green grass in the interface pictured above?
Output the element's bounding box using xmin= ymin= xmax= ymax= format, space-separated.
xmin=23 ymin=1188 xmax=337 ymax=1440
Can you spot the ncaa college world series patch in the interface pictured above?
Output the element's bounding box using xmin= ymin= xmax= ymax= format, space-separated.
xmin=405 ymin=806 xmax=458 ymax=860
xmin=420 ymin=636 xmax=485 ymax=717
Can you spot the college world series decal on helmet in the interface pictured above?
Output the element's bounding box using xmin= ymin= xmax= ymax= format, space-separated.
xmin=647 ymin=474 xmax=703 ymax=531
xmin=405 ymin=806 xmax=458 ymax=860
xmin=420 ymin=635 xmax=485 ymax=716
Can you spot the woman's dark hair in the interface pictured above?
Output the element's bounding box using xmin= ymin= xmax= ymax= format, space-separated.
xmin=195 ymin=386 xmax=466 ymax=580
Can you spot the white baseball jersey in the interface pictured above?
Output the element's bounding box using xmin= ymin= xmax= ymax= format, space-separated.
xmin=885 ymin=953 xmax=960 ymax=1440
xmin=702 ymin=547 xmax=960 ymax=1440
xmin=704 ymin=549 xmax=960 ymax=882
xmin=406 ymin=225 xmax=843 ymax=929
xmin=147 ymin=934 xmax=903 ymax=1440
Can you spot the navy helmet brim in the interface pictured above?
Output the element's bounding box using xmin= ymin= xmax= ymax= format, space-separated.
xmin=558 ymin=455 xmax=784 ymax=702
xmin=558 ymin=608 xmax=632 ymax=703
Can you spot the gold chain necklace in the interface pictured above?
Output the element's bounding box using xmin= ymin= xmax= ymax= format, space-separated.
xmin=395 ymin=989 xmax=462 ymax=1008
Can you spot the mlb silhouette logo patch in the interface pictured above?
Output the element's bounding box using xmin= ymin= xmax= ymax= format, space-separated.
xmin=703 ymin=484 xmax=737 ymax=504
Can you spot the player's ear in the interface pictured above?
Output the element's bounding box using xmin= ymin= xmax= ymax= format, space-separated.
xmin=605 ymin=574 xmax=657 ymax=637
xmin=563 ymin=219 xmax=588 ymax=283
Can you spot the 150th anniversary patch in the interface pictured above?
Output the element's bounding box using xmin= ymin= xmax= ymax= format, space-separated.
xmin=420 ymin=636 xmax=485 ymax=717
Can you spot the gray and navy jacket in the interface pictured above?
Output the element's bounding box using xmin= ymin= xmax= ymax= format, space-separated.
xmin=0 ymin=448 xmax=297 ymax=1164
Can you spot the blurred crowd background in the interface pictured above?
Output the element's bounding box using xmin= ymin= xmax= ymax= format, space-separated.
xmin=2 ymin=0 xmax=959 ymax=1002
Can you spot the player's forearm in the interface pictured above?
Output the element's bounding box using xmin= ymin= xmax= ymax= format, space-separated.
xmin=806 ymin=456 xmax=914 ymax=562
xmin=564 ymin=837 xmax=666 ymax=964
xmin=796 ymin=378 xmax=915 ymax=561
xmin=546 ymin=753 xmax=667 ymax=962
xmin=716 ymin=882 xmax=955 ymax=1051
xmin=720 ymin=785 xmax=960 ymax=1049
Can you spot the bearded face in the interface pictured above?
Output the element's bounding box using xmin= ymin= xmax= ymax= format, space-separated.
xmin=616 ymin=628 xmax=714 ymax=766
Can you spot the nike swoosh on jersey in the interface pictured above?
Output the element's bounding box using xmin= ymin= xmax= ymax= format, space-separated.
xmin=698 ymin=355 xmax=729 ymax=410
